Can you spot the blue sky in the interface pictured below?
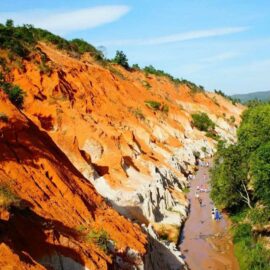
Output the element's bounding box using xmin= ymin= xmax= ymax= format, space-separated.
xmin=1 ymin=1 xmax=270 ymax=94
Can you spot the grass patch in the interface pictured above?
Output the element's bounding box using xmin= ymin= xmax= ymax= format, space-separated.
xmin=86 ymin=228 xmax=111 ymax=253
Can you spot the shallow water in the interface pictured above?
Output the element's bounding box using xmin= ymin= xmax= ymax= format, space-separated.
xmin=180 ymin=161 xmax=239 ymax=270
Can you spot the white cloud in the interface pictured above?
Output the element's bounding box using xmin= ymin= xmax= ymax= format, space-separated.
xmin=200 ymin=52 xmax=240 ymax=63
xmin=0 ymin=5 xmax=130 ymax=35
xmin=96 ymin=27 xmax=248 ymax=46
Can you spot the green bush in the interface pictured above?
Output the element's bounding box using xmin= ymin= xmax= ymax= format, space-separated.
xmin=86 ymin=229 xmax=110 ymax=253
xmin=233 ymin=223 xmax=252 ymax=244
xmin=4 ymin=85 xmax=25 ymax=109
xmin=0 ymin=113 xmax=8 ymax=122
xmin=0 ymin=185 xmax=21 ymax=210
xmin=247 ymin=206 xmax=270 ymax=225
xmin=145 ymin=100 xmax=161 ymax=110
xmin=0 ymin=20 xmax=104 ymax=61
xmin=142 ymin=80 xmax=151 ymax=90
xmin=112 ymin=50 xmax=129 ymax=69
xmin=132 ymin=63 xmax=140 ymax=70
xmin=233 ymin=223 xmax=270 ymax=270
xmin=191 ymin=112 xmax=215 ymax=132
xmin=229 ymin=115 xmax=236 ymax=123
xmin=162 ymin=104 xmax=169 ymax=113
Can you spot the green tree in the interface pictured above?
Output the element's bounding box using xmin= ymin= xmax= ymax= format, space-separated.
xmin=250 ymin=142 xmax=270 ymax=206
xmin=191 ymin=112 xmax=215 ymax=132
xmin=210 ymin=144 xmax=249 ymax=210
xmin=5 ymin=19 xmax=14 ymax=28
xmin=113 ymin=50 xmax=129 ymax=69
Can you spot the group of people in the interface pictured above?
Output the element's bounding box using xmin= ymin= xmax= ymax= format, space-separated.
xmin=190 ymin=160 xmax=222 ymax=222
xmin=211 ymin=208 xmax=221 ymax=221
xmin=198 ymin=160 xmax=210 ymax=167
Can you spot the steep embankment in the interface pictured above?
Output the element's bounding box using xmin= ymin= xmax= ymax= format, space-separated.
xmin=0 ymin=92 xmax=147 ymax=269
xmin=0 ymin=38 xmax=244 ymax=269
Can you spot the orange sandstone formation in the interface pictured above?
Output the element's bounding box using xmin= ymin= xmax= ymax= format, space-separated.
xmin=0 ymin=41 xmax=244 ymax=269
xmin=0 ymin=92 xmax=146 ymax=269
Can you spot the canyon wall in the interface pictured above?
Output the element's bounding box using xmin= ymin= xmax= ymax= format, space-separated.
xmin=0 ymin=42 xmax=244 ymax=269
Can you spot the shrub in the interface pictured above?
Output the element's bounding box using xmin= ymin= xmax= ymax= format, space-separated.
xmin=201 ymin=146 xmax=207 ymax=153
xmin=191 ymin=112 xmax=215 ymax=132
xmin=0 ymin=184 xmax=21 ymax=210
xmin=142 ymin=80 xmax=151 ymax=90
xmin=132 ymin=108 xmax=145 ymax=120
xmin=4 ymin=85 xmax=25 ymax=109
xmin=229 ymin=115 xmax=236 ymax=123
xmin=206 ymin=131 xmax=220 ymax=141
xmin=145 ymin=100 xmax=161 ymax=110
xmin=247 ymin=206 xmax=269 ymax=225
xmin=0 ymin=113 xmax=8 ymax=122
xmin=233 ymin=223 xmax=270 ymax=270
xmin=193 ymin=151 xmax=200 ymax=159
xmin=161 ymin=104 xmax=169 ymax=113
xmin=112 ymin=50 xmax=129 ymax=69
xmin=86 ymin=229 xmax=110 ymax=253
xmin=233 ymin=223 xmax=252 ymax=244
xmin=132 ymin=63 xmax=140 ymax=70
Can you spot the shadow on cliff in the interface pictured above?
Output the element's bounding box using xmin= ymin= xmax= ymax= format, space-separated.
xmin=145 ymin=233 xmax=186 ymax=270
xmin=0 ymin=117 xmax=98 ymax=214
xmin=107 ymin=201 xmax=186 ymax=270
xmin=0 ymin=204 xmax=106 ymax=269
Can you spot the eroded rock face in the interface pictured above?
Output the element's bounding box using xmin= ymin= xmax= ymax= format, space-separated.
xmin=0 ymin=93 xmax=147 ymax=270
xmin=0 ymin=42 xmax=244 ymax=269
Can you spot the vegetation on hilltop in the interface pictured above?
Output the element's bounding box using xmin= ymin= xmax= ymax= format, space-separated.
xmin=211 ymin=102 xmax=270 ymax=269
xmin=0 ymin=19 xmax=104 ymax=60
xmin=143 ymin=64 xmax=205 ymax=92
xmin=214 ymin=89 xmax=240 ymax=105
xmin=0 ymin=19 xmax=209 ymax=95
xmin=112 ymin=50 xmax=129 ymax=69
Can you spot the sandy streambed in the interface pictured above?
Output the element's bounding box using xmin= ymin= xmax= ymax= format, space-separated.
xmin=180 ymin=161 xmax=239 ymax=270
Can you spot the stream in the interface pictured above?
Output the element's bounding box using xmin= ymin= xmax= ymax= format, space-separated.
xmin=179 ymin=160 xmax=240 ymax=270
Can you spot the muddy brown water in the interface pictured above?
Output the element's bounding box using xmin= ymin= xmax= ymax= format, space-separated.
xmin=180 ymin=161 xmax=240 ymax=270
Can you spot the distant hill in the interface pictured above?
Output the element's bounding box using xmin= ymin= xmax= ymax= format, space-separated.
xmin=232 ymin=90 xmax=270 ymax=102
